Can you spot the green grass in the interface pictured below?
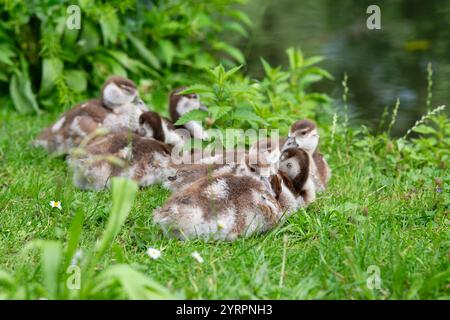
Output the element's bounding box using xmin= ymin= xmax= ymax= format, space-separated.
xmin=0 ymin=110 xmax=448 ymax=299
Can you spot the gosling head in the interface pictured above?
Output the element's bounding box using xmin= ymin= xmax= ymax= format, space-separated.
xmin=279 ymin=147 xmax=310 ymax=195
xmin=169 ymin=87 xmax=208 ymax=122
xmin=139 ymin=111 xmax=185 ymax=147
xmin=282 ymin=119 xmax=319 ymax=154
xmin=247 ymin=142 xmax=281 ymax=178
xmin=101 ymin=76 xmax=138 ymax=109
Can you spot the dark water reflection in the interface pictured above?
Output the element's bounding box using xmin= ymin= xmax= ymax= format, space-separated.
xmin=236 ymin=0 xmax=450 ymax=135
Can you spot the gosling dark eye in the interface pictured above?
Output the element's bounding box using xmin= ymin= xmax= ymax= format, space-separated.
xmin=250 ymin=167 xmax=256 ymax=173
xmin=168 ymin=176 xmax=177 ymax=181
xmin=287 ymin=163 xmax=292 ymax=169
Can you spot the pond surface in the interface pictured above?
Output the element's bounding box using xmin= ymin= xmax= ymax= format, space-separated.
xmin=236 ymin=0 xmax=450 ymax=135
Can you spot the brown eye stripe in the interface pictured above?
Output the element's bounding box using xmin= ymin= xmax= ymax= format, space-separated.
xmin=291 ymin=119 xmax=316 ymax=133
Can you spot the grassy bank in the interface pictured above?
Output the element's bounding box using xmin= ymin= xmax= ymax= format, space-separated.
xmin=0 ymin=109 xmax=448 ymax=299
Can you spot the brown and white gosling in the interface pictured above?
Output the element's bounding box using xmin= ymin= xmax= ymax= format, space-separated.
xmin=163 ymin=137 xmax=282 ymax=192
xmin=169 ymin=87 xmax=209 ymax=140
xmin=153 ymin=146 xmax=314 ymax=241
xmin=34 ymin=76 xmax=147 ymax=154
xmin=282 ymin=119 xmax=331 ymax=192
xmin=69 ymin=111 xmax=183 ymax=191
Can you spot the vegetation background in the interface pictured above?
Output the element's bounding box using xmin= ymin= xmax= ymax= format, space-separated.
xmin=0 ymin=0 xmax=448 ymax=299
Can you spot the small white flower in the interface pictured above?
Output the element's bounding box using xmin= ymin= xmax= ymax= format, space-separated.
xmin=147 ymin=247 xmax=161 ymax=260
xmin=191 ymin=251 xmax=204 ymax=264
xmin=50 ymin=201 xmax=62 ymax=210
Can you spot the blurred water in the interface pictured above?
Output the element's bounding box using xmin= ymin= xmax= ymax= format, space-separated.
xmin=236 ymin=0 xmax=450 ymax=135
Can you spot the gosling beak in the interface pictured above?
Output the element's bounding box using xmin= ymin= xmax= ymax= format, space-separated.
xmin=282 ymin=136 xmax=297 ymax=152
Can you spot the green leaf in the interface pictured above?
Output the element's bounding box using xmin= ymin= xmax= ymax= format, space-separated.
xmin=99 ymin=9 xmax=119 ymax=45
xmin=225 ymin=64 xmax=243 ymax=80
xmin=232 ymin=108 xmax=265 ymax=124
xmin=260 ymin=58 xmax=272 ymax=76
xmin=10 ymin=71 xmax=40 ymax=114
xmin=178 ymin=84 xmax=211 ymax=95
xmin=0 ymin=44 xmax=15 ymax=66
xmin=128 ymin=33 xmax=161 ymax=70
xmin=223 ymin=21 xmax=248 ymax=37
xmin=78 ymin=20 xmax=100 ymax=53
xmin=209 ymin=106 xmax=232 ymax=121
xmin=64 ymin=209 xmax=84 ymax=269
xmin=175 ymin=109 xmax=208 ymax=126
xmin=94 ymin=178 xmax=138 ymax=262
xmin=412 ymin=125 xmax=437 ymax=135
xmin=41 ymin=241 xmax=63 ymax=299
xmin=107 ymin=50 xmax=159 ymax=77
xmin=39 ymin=58 xmax=64 ymax=96
xmin=213 ymin=42 xmax=245 ymax=64
xmin=159 ymin=40 xmax=175 ymax=67
xmin=230 ymin=10 xmax=252 ymax=27
xmin=92 ymin=264 xmax=181 ymax=300
xmin=0 ymin=270 xmax=15 ymax=287
xmin=286 ymin=47 xmax=304 ymax=70
xmin=65 ymin=70 xmax=87 ymax=93
xmin=302 ymin=67 xmax=334 ymax=80
xmin=304 ymin=56 xmax=325 ymax=67
xmin=62 ymin=28 xmax=80 ymax=47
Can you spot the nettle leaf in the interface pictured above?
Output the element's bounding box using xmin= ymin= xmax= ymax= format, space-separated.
xmin=225 ymin=64 xmax=243 ymax=80
xmin=302 ymin=67 xmax=334 ymax=80
xmin=304 ymin=93 xmax=332 ymax=103
xmin=260 ymin=57 xmax=272 ymax=76
xmin=209 ymin=106 xmax=232 ymax=121
xmin=179 ymin=84 xmax=211 ymax=95
xmin=232 ymin=107 xmax=266 ymax=124
xmin=300 ymin=74 xmax=324 ymax=86
xmin=412 ymin=125 xmax=437 ymax=135
xmin=213 ymin=42 xmax=245 ymax=64
xmin=175 ymin=109 xmax=208 ymax=126
xmin=39 ymin=58 xmax=64 ymax=96
xmin=304 ymin=56 xmax=325 ymax=67
xmin=223 ymin=21 xmax=248 ymax=37
xmin=128 ymin=33 xmax=161 ymax=70
xmin=286 ymin=47 xmax=304 ymax=70
xmin=230 ymin=10 xmax=252 ymax=27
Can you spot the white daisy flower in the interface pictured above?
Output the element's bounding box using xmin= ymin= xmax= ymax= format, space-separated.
xmin=147 ymin=247 xmax=162 ymax=260
xmin=191 ymin=251 xmax=204 ymax=264
xmin=50 ymin=201 xmax=62 ymax=210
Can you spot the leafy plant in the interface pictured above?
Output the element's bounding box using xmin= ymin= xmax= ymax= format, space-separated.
xmin=0 ymin=177 xmax=181 ymax=299
xmin=0 ymin=0 xmax=250 ymax=113
xmin=176 ymin=47 xmax=333 ymax=148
